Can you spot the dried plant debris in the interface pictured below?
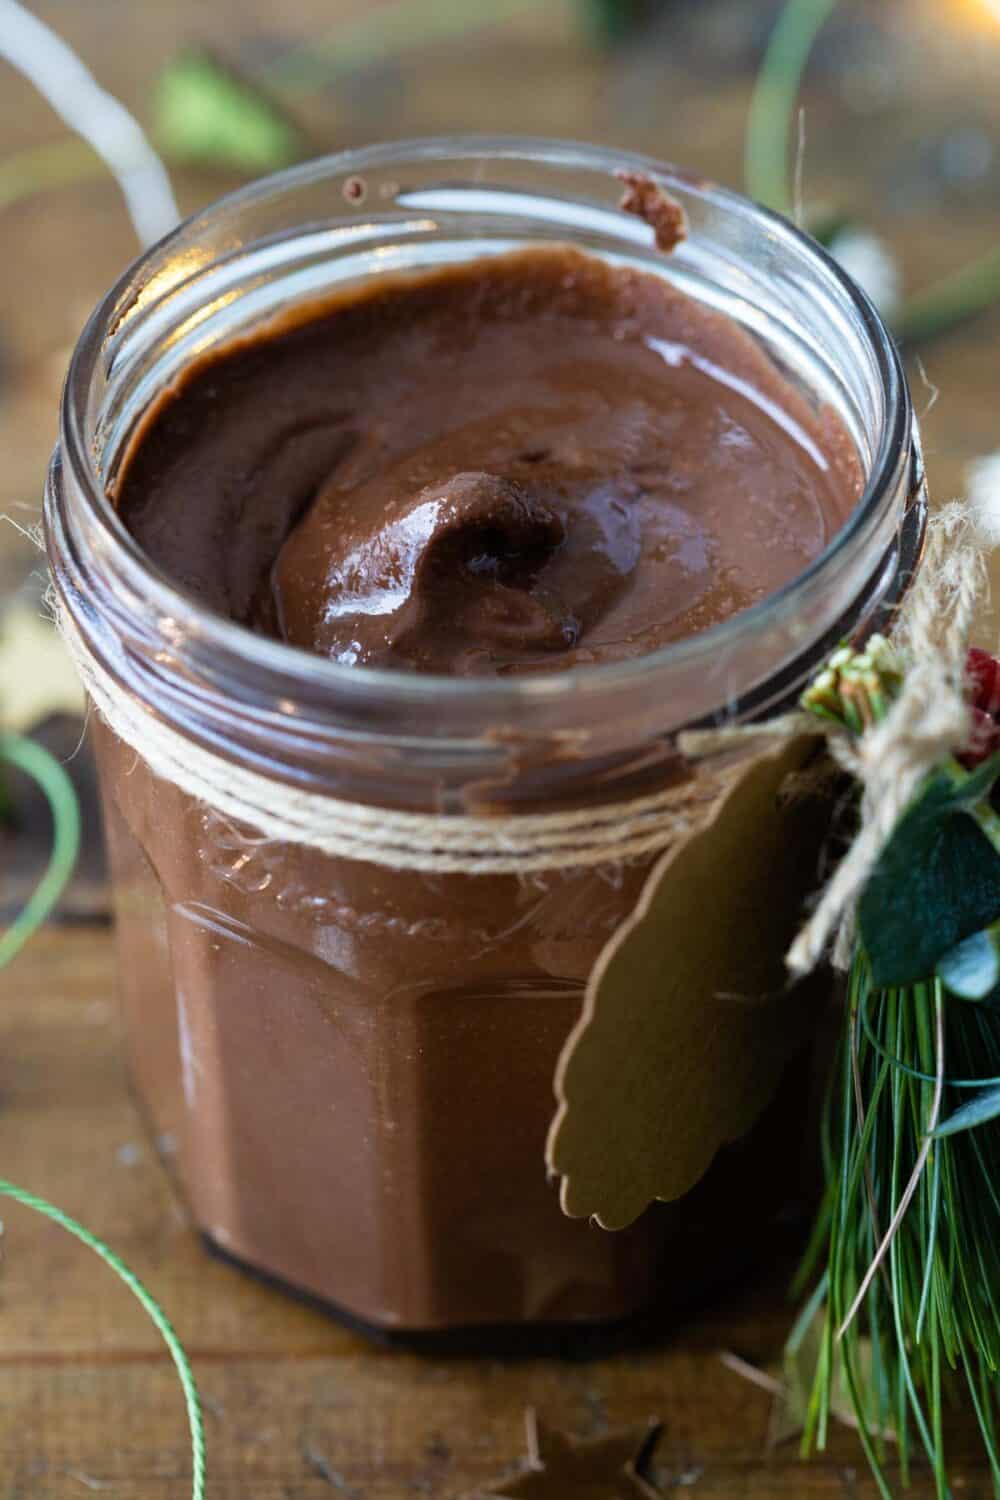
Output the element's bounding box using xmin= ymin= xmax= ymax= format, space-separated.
xmin=617 ymin=171 xmax=688 ymax=253
xmin=478 ymin=1410 xmax=664 ymax=1499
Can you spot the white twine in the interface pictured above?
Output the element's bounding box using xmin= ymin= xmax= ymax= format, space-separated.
xmin=55 ymin=497 xmax=986 ymax=887
xmin=838 ymin=981 xmax=945 ymax=1341
xmin=788 ymin=502 xmax=984 ymax=975
xmin=0 ymin=0 xmax=178 ymax=247
xmin=968 ymin=449 xmax=1000 ymax=549
xmin=679 ymin=504 xmax=986 ymax=976
xmin=57 ymin=606 xmax=754 ymax=875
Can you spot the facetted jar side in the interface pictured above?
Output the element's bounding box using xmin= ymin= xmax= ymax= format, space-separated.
xmin=45 ymin=138 xmax=925 ymax=1339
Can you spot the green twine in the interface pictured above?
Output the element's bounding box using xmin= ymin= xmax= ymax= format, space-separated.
xmin=896 ymin=246 xmax=1000 ymax=348
xmin=746 ymin=0 xmax=1000 ymax=341
xmin=1 ymin=732 xmax=206 ymax=1498
xmin=0 ymin=1181 xmax=206 ymax=1500
xmin=744 ymin=0 xmax=839 ymax=215
xmin=0 ymin=733 xmax=81 ymax=968
xmin=262 ymin=0 xmax=542 ymax=89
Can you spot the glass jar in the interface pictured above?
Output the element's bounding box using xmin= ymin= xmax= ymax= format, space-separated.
xmin=45 ymin=138 xmax=925 ymax=1342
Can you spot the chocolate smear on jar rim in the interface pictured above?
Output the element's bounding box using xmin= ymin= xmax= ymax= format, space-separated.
xmin=617 ymin=170 xmax=689 ymax=254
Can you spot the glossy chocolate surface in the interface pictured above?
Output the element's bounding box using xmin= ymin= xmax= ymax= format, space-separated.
xmin=118 ymin=248 xmax=860 ymax=675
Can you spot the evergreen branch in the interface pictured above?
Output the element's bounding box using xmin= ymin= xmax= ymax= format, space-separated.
xmin=897 ymin=247 xmax=1000 ymax=348
xmin=793 ymin=625 xmax=1000 ymax=1493
xmin=801 ymin=952 xmax=1000 ymax=1495
xmin=744 ymin=0 xmax=839 ymax=216
xmin=747 ymin=0 xmax=1000 ymax=343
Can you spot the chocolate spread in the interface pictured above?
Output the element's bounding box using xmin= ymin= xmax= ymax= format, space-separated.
xmin=618 ymin=171 xmax=689 ymax=252
xmin=118 ymin=248 xmax=859 ymax=675
xmin=96 ymin=247 xmax=861 ymax=1334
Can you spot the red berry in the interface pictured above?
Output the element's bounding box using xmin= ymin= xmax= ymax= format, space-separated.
xmin=959 ymin=650 xmax=1000 ymax=767
xmin=967 ymin=648 xmax=1000 ymax=718
xmin=961 ymin=707 xmax=1000 ymax=768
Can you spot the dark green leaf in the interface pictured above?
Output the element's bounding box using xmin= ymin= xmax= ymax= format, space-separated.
xmin=932 ymin=1084 xmax=1000 ymax=1139
xmin=807 ymin=212 xmax=853 ymax=250
xmin=581 ymin=0 xmax=657 ymax=43
xmin=154 ymin=49 xmax=306 ymax=175
xmin=952 ymin=748 xmax=1000 ymax=805
xmin=938 ymin=921 xmax=1000 ymax=1003
xmin=896 ymin=246 xmax=1000 ymax=349
xmin=859 ymin=760 xmax=1000 ymax=987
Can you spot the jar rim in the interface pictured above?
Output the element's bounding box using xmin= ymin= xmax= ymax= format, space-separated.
xmin=56 ymin=133 xmax=912 ymax=722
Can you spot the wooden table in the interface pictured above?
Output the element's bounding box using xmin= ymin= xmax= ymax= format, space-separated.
xmin=3 ymin=2 xmax=1000 ymax=1493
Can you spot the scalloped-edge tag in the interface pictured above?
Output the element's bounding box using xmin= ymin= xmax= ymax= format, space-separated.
xmin=546 ymin=736 xmax=828 ymax=1231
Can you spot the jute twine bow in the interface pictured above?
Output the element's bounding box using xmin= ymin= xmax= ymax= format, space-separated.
xmin=54 ymin=600 xmax=752 ymax=876
xmin=682 ymin=502 xmax=985 ymax=977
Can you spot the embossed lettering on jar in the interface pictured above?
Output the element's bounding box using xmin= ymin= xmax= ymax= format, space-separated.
xmin=46 ymin=140 xmax=925 ymax=1338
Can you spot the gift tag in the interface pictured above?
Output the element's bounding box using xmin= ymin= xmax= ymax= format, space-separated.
xmin=547 ymin=736 xmax=829 ymax=1230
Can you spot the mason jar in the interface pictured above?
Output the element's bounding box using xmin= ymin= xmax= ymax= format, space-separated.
xmin=45 ymin=138 xmax=925 ymax=1342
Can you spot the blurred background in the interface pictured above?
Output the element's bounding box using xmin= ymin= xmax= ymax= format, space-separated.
xmin=3 ymin=0 xmax=1000 ymax=910
xmin=2 ymin=0 xmax=1000 ymax=587
xmin=0 ymin=5 xmax=999 ymax=1493
xmin=0 ymin=9 xmax=997 ymax=929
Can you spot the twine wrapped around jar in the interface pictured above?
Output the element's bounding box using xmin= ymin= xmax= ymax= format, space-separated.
xmin=55 ymin=504 xmax=975 ymax=987
xmin=55 ymin=595 xmax=765 ymax=875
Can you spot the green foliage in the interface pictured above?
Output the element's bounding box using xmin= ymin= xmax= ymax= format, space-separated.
xmin=745 ymin=0 xmax=840 ymax=216
xmin=582 ymin=0 xmax=653 ymax=44
xmin=154 ymin=50 xmax=305 ymax=175
xmin=800 ymin=635 xmax=901 ymax=732
xmin=748 ymin=0 xmax=1000 ymax=346
xmin=858 ymin=755 xmax=1000 ymax=988
xmin=0 ymin=140 xmax=104 ymax=213
xmin=897 ymin=249 xmax=1000 ymax=349
xmin=932 ymin=1084 xmax=1000 ymax=1140
xmin=796 ymin=953 xmax=1000 ymax=1498
xmin=0 ymin=734 xmax=80 ymax=968
xmin=938 ymin=919 xmax=1000 ymax=1005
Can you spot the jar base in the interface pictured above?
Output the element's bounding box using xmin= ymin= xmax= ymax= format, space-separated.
xmin=198 ymin=1225 xmax=802 ymax=1357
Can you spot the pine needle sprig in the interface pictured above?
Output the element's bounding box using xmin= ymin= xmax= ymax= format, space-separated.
xmin=795 ymin=643 xmax=1000 ymax=1498
xmin=828 ymin=962 xmax=1000 ymax=1495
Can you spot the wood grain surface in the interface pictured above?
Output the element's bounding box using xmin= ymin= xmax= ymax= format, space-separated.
xmin=2 ymin=0 xmax=1000 ymax=1493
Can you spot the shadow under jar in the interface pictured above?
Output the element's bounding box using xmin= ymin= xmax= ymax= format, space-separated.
xmin=46 ymin=138 xmax=926 ymax=1344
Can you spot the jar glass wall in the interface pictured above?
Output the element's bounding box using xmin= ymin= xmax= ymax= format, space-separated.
xmin=46 ymin=138 xmax=925 ymax=1338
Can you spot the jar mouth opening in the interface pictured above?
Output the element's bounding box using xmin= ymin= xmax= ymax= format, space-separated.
xmin=58 ymin=134 xmax=911 ymax=713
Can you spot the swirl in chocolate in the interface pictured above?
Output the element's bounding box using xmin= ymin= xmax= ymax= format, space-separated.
xmin=117 ymin=247 xmax=861 ymax=676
